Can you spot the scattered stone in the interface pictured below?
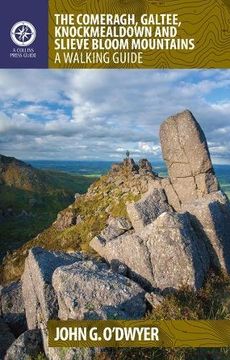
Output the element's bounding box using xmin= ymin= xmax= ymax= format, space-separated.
xmin=127 ymin=188 xmax=172 ymax=232
xmin=182 ymin=191 xmax=230 ymax=274
xmin=21 ymin=247 xmax=86 ymax=329
xmin=0 ymin=280 xmax=26 ymax=336
xmin=96 ymin=217 xmax=133 ymax=244
xmin=52 ymin=259 xmax=146 ymax=320
xmin=145 ymin=292 xmax=164 ymax=309
xmin=74 ymin=193 xmax=81 ymax=200
xmin=160 ymin=110 xmax=219 ymax=206
xmin=0 ymin=318 xmax=15 ymax=360
xmin=107 ymin=216 xmax=132 ymax=231
xmin=4 ymin=329 xmax=43 ymax=360
xmin=53 ymin=207 xmax=82 ymax=231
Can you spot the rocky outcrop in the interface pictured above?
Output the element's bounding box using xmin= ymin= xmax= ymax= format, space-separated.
xmin=182 ymin=191 xmax=230 ymax=274
xmin=91 ymin=110 xmax=230 ymax=292
xmin=127 ymin=188 xmax=172 ymax=232
xmin=2 ymin=109 xmax=230 ymax=360
xmin=0 ymin=280 xmax=26 ymax=336
xmin=21 ymin=247 xmax=86 ymax=330
xmin=96 ymin=216 xmax=132 ymax=244
xmin=4 ymin=329 xmax=43 ymax=360
xmin=91 ymin=230 xmax=155 ymax=290
xmin=115 ymin=158 xmax=157 ymax=178
xmin=91 ymin=212 xmax=209 ymax=291
xmin=19 ymin=247 xmax=146 ymax=360
xmin=53 ymin=259 xmax=146 ymax=320
xmin=141 ymin=212 xmax=209 ymax=291
xmin=138 ymin=159 xmax=154 ymax=175
xmin=53 ymin=206 xmax=82 ymax=231
xmin=160 ymin=110 xmax=219 ymax=208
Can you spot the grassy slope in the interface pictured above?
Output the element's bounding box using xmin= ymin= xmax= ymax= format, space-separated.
xmin=0 ymin=170 xmax=141 ymax=283
xmin=0 ymin=171 xmax=96 ymax=260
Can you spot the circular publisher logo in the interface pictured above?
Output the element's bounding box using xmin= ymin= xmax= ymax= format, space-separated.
xmin=10 ymin=21 xmax=36 ymax=47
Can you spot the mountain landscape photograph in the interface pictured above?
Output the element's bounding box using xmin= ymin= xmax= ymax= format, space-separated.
xmin=0 ymin=69 xmax=230 ymax=360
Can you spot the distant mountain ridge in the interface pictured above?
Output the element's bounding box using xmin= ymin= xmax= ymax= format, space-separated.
xmin=0 ymin=154 xmax=53 ymax=192
xmin=0 ymin=154 xmax=96 ymax=262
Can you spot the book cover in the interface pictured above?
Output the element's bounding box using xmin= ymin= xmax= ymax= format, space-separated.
xmin=0 ymin=1 xmax=230 ymax=359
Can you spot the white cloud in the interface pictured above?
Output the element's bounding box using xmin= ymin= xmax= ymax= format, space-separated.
xmin=0 ymin=69 xmax=229 ymax=162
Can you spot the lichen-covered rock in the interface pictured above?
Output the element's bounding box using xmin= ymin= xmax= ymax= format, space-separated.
xmin=53 ymin=207 xmax=82 ymax=231
xmin=142 ymin=212 xmax=209 ymax=291
xmin=107 ymin=216 xmax=132 ymax=231
xmin=90 ymin=231 xmax=155 ymax=289
xmin=161 ymin=178 xmax=181 ymax=211
xmin=0 ymin=318 xmax=15 ymax=360
xmin=127 ymin=188 xmax=172 ymax=232
xmin=182 ymin=191 xmax=230 ymax=274
xmin=160 ymin=110 xmax=219 ymax=206
xmin=21 ymin=247 xmax=86 ymax=329
xmin=96 ymin=217 xmax=132 ymax=244
xmin=52 ymin=259 xmax=146 ymax=320
xmin=91 ymin=209 xmax=209 ymax=292
xmin=4 ymin=329 xmax=43 ymax=360
xmin=0 ymin=280 xmax=26 ymax=336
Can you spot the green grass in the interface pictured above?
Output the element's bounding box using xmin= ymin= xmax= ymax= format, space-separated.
xmin=0 ymin=172 xmax=141 ymax=283
xmin=0 ymin=172 xmax=96 ymax=261
xmin=108 ymin=271 xmax=230 ymax=360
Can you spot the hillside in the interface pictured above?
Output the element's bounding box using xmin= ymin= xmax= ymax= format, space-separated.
xmin=0 ymin=154 xmax=96 ymax=261
xmin=1 ymin=154 xmax=230 ymax=284
xmin=0 ymin=158 xmax=158 ymax=283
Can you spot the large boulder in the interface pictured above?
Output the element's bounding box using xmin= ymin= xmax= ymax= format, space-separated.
xmin=160 ymin=110 xmax=219 ymax=206
xmin=52 ymin=259 xmax=146 ymax=320
xmin=0 ymin=281 xmax=26 ymax=337
xmin=0 ymin=319 xmax=15 ymax=360
xmin=182 ymin=191 xmax=230 ymax=274
xmin=142 ymin=212 xmax=209 ymax=291
xmin=91 ymin=211 xmax=209 ymax=291
xmin=90 ymin=231 xmax=155 ymax=290
xmin=4 ymin=329 xmax=43 ymax=360
xmin=21 ymin=247 xmax=86 ymax=330
xmin=21 ymin=247 xmax=146 ymax=360
xmin=127 ymin=188 xmax=172 ymax=232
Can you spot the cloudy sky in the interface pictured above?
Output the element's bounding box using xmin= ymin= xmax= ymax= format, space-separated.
xmin=0 ymin=69 xmax=229 ymax=164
